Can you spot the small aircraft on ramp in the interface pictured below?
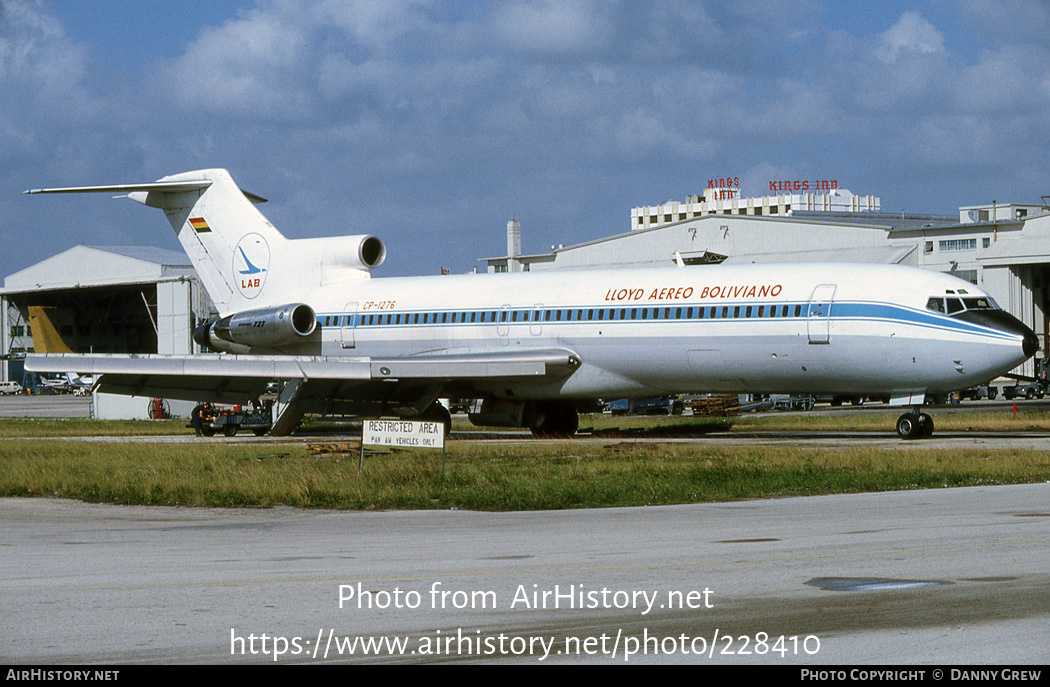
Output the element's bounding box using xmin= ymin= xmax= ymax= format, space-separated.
xmin=38 ymin=372 xmax=95 ymax=395
xmin=24 ymin=169 xmax=1037 ymax=438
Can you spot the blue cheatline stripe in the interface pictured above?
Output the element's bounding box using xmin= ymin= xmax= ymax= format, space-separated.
xmin=833 ymin=301 xmax=1017 ymax=341
xmin=316 ymin=300 xmax=1018 ymax=343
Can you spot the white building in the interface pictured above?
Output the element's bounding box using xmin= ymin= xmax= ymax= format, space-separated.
xmin=631 ymin=186 xmax=881 ymax=231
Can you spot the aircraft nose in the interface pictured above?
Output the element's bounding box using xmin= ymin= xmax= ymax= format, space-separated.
xmin=958 ymin=309 xmax=1039 ymax=359
xmin=1002 ymin=315 xmax=1039 ymax=358
xmin=1023 ymin=328 xmax=1039 ymax=358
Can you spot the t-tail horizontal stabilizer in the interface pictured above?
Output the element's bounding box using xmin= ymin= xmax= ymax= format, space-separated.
xmin=25 ymin=169 xmax=383 ymax=317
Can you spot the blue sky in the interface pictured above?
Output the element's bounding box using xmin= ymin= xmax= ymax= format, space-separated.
xmin=4 ymin=0 xmax=1049 ymax=279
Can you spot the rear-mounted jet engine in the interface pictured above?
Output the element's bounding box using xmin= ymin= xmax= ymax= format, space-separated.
xmin=194 ymin=303 xmax=316 ymax=353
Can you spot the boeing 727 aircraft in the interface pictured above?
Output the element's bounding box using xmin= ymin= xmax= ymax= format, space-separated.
xmin=24 ymin=169 xmax=1038 ymax=438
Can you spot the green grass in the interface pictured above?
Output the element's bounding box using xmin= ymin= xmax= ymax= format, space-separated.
xmin=2 ymin=407 xmax=1048 ymax=511
xmin=0 ymin=418 xmax=187 ymax=437
xmin=2 ymin=437 xmax=1048 ymax=511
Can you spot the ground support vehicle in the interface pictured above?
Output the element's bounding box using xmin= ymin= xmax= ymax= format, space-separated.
xmin=0 ymin=381 xmax=23 ymax=395
xmin=202 ymin=406 xmax=273 ymax=437
xmin=1001 ymin=358 xmax=1049 ymax=400
xmin=770 ymin=394 xmax=815 ymax=411
xmin=957 ymin=384 xmax=999 ymax=401
xmin=604 ymin=397 xmax=685 ymax=415
xmin=1002 ymin=382 xmax=1044 ymax=400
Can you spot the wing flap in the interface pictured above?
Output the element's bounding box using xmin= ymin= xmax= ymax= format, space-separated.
xmin=96 ymin=375 xmax=269 ymax=405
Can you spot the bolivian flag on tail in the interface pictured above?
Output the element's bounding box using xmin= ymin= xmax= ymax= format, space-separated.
xmin=189 ymin=217 xmax=211 ymax=233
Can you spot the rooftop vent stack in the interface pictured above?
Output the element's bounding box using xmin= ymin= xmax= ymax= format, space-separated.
xmin=507 ymin=219 xmax=521 ymax=258
xmin=506 ymin=219 xmax=522 ymax=272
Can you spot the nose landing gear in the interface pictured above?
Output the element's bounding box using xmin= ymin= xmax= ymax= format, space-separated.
xmin=896 ymin=410 xmax=934 ymax=439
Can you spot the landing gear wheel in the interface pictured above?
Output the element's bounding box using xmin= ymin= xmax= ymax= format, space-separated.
xmin=919 ymin=412 xmax=934 ymax=438
xmin=530 ymin=401 xmax=579 ymax=438
xmin=896 ymin=412 xmax=921 ymax=440
xmin=896 ymin=412 xmax=934 ymax=440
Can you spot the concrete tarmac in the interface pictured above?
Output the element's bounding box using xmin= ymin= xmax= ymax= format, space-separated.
xmin=0 ymin=395 xmax=91 ymax=418
xmin=2 ymin=484 xmax=1048 ymax=664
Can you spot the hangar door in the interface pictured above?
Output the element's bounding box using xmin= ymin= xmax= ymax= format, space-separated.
xmin=807 ymin=284 xmax=836 ymax=344
xmin=16 ymin=285 xmax=160 ymax=355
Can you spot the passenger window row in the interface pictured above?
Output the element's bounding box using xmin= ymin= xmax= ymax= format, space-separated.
xmin=320 ymin=303 xmax=809 ymax=328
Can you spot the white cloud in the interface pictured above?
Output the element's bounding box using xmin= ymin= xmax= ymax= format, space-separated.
xmin=955 ymin=44 xmax=1050 ymax=113
xmin=875 ymin=11 xmax=946 ymax=63
xmin=0 ymin=0 xmax=87 ymax=95
xmin=6 ymin=1 xmax=1050 ymax=279
xmin=312 ymin=0 xmax=439 ymax=51
xmin=957 ymin=0 xmax=1050 ymax=44
xmin=159 ymin=8 xmax=313 ymax=118
xmin=611 ymin=108 xmax=716 ymax=159
xmin=492 ymin=0 xmax=613 ymax=56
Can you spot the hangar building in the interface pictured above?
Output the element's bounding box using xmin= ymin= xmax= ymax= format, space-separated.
xmin=0 ymin=245 xmax=213 ymax=418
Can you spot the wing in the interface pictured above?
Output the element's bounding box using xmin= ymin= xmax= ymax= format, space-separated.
xmin=24 ymin=349 xmax=582 ymax=405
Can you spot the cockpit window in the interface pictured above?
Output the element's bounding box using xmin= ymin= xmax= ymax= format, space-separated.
xmin=963 ymin=297 xmax=995 ymax=310
xmin=927 ymin=295 xmax=1000 ymax=315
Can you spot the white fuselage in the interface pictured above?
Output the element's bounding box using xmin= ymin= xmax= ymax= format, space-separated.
xmin=293 ymin=262 xmax=1030 ymax=401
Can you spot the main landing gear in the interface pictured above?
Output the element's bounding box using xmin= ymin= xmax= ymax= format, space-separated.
xmin=530 ymin=401 xmax=580 ymax=438
xmin=419 ymin=402 xmax=453 ymax=436
xmin=896 ymin=409 xmax=934 ymax=440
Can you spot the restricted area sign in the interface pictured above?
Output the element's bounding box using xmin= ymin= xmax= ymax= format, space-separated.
xmin=360 ymin=419 xmax=446 ymax=474
xmin=362 ymin=420 xmax=445 ymax=449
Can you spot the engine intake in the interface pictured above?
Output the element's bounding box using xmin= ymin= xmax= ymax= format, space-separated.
xmin=357 ymin=235 xmax=386 ymax=269
xmin=194 ymin=303 xmax=316 ymax=351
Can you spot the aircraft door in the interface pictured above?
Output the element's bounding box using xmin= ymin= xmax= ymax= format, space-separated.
xmin=341 ymin=302 xmax=358 ymax=349
xmin=807 ymin=285 xmax=836 ymax=344
xmin=497 ymin=304 xmax=510 ymax=345
xmin=530 ymin=303 xmax=543 ymax=337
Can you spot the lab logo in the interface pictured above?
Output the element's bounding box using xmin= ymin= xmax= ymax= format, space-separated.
xmin=233 ymin=233 xmax=269 ymax=299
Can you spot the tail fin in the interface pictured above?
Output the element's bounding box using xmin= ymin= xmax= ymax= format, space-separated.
xmin=26 ymin=169 xmax=386 ymax=316
xmin=27 ymin=306 xmax=73 ymax=353
xmin=129 ymin=169 xmax=285 ymax=315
